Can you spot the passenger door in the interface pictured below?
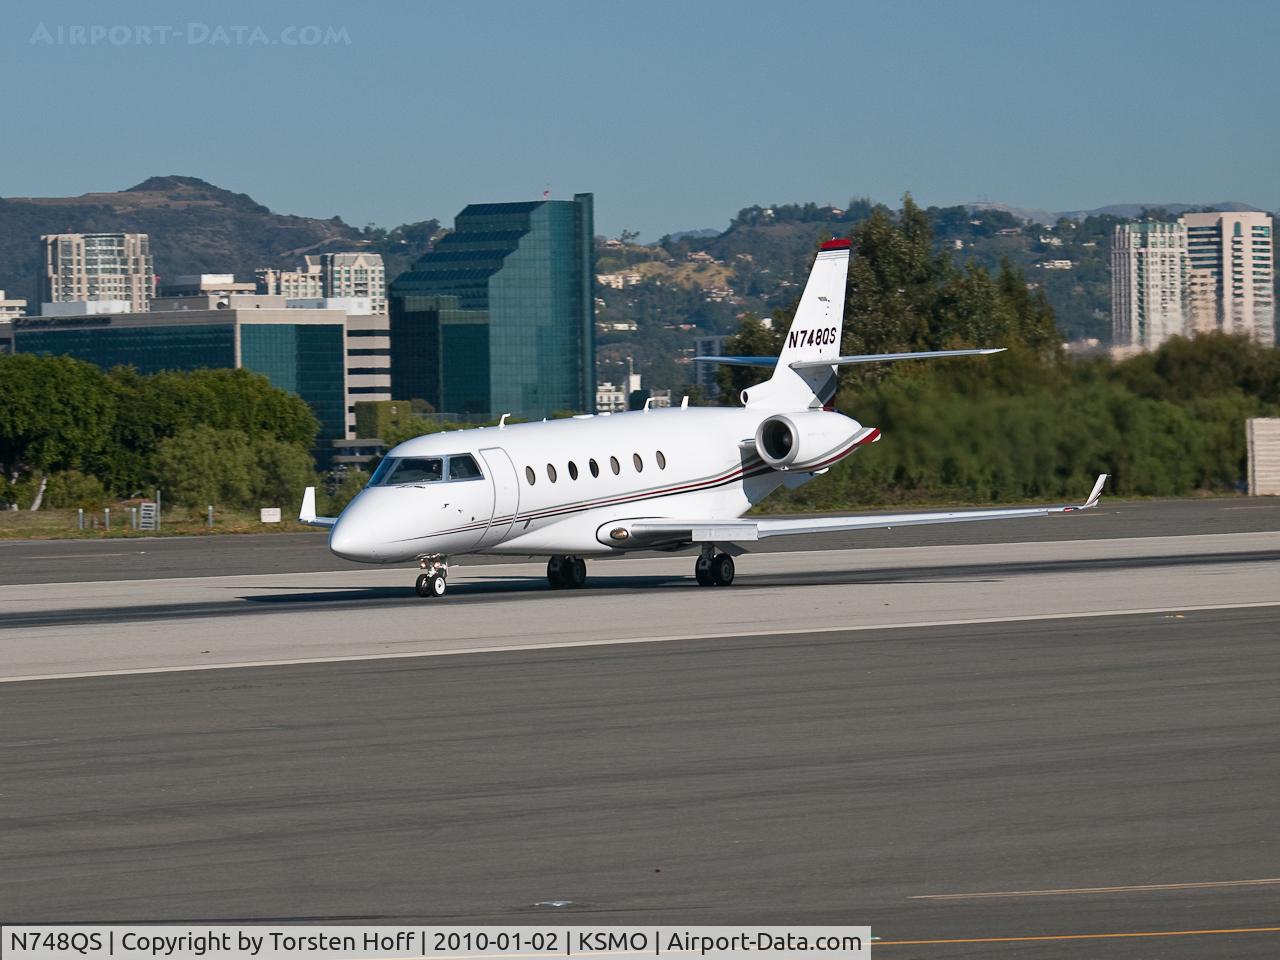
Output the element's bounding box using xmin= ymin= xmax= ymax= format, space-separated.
xmin=477 ymin=447 xmax=520 ymax=548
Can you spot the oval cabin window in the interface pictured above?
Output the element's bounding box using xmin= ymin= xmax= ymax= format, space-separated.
xmin=546 ymin=463 xmax=558 ymax=482
xmin=589 ymin=459 xmax=600 ymax=477
xmin=633 ymin=453 xmax=644 ymax=472
xmin=610 ymin=456 xmax=621 ymax=475
xmin=525 ymin=466 xmax=536 ymax=485
xmin=568 ymin=461 xmax=579 ymax=480
xmin=656 ymin=450 xmax=667 ymax=470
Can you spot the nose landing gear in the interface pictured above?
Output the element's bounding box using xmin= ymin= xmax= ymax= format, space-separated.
xmin=547 ymin=555 xmax=587 ymax=589
xmin=415 ymin=555 xmax=449 ymax=598
xmin=695 ymin=544 xmax=735 ymax=586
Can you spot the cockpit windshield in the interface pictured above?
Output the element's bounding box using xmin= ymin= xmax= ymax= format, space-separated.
xmin=369 ymin=457 xmax=444 ymax=486
xmin=369 ymin=454 xmax=485 ymax=486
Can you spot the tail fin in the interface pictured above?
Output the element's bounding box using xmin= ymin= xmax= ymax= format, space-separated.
xmin=743 ymin=238 xmax=850 ymax=410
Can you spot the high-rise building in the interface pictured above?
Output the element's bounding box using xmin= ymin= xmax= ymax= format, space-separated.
xmin=256 ymin=253 xmax=386 ymax=314
xmin=320 ymin=252 xmax=386 ymax=314
xmin=256 ymin=260 xmax=324 ymax=300
xmin=0 ymin=289 xmax=27 ymax=322
xmin=1110 ymin=222 xmax=1188 ymax=351
xmin=38 ymin=233 xmax=155 ymax=314
xmin=341 ymin=311 xmax=391 ymax=435
xmin=1182 ymin=212 xmax=1275 ymax=346
xmin=388 ymin=194 xmax=595 ymax=419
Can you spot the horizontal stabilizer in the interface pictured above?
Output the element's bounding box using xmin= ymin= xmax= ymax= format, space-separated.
xmin=693 ymin=355 xmax=779 ymax=368
xmin=299 ymin=486 xmax=338 ymax=528
xmin=789 ymin=348 xmax=1005 ymax=370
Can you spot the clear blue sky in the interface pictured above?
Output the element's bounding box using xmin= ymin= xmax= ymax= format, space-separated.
xmin=5 ymin=0 xmax=1278 ymax=239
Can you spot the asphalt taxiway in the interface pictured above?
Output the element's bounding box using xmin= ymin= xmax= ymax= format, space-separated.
xmin=1 ymin=498 xmax=1277 ymax=958
xmin=2 ymin=495 xmax=1277 ymax=584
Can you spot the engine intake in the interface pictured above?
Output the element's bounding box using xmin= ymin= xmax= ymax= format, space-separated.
xmin=754 ymin=410 xmax=865 ymax=471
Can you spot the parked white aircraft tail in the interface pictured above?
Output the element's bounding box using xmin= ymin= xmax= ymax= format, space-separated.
xmin=302 ymin=238 xmax=1107 ymax=597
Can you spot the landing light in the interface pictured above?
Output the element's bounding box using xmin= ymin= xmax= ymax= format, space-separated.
xmin=610 ymin=528 xmax=630 ymax=541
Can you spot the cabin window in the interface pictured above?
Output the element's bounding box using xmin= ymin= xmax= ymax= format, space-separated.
xmin=568 ymin=461 xmax=579 ymax=480
xmin=447 ymin=454 xmax=484 ymax=481
xmin=656 ymin=450 xmax=667 ymax=470
xmin=588 ymin=458 xmax=600 ymax=477
xmin=371 ymin=457 xmax=443 ymax=486
xmin=546 ymin=463 xmax=558 ymax=482
xmin=525 ymin=466 xmax=536 ymax=486
xmin=610 ymin=456 xmax=621 ymax=475
xmin=633 ymin=453 xmax=644 ymax=472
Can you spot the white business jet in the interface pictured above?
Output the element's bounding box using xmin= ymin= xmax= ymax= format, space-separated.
xmin=301 ymin=238 xmax=1106 ymax=597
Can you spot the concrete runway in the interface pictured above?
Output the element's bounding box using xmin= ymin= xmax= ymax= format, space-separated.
xmin=1 ymin=496 xmax=1278 ymax=585
xmin=2 ymin=504 xmax=1279 ymax=957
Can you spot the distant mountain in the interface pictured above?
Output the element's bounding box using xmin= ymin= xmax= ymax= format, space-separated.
xmin=664 ymin=228 xmax=720 ymax=242
xmin=968 ymin=199 xmax=1266 ymax=225
xmin=1059 ymin=201 xmax=1265 ymax=220
xmin=0 ymin=176 xmax=440 ymax=306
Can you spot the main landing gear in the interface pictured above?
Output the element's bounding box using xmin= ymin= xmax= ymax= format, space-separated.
xmin=695 ymin=544 xmax=735 ymax=587
xmin=547 ymin=554 xmax=587 ymax=589
xmin=415 ymin=555 xmax=449 ymax=598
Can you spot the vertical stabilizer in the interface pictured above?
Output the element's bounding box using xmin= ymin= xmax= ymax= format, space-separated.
xmin=743 ymin=238 xmax=850 ymax=410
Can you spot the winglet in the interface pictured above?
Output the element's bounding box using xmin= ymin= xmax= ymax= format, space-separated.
xmin=300 ymin=486 xmax=318 ymax=523
xmin=299 ymin=486 xmax=339 ymax=527
xmin=1082 ymin=473 xmax=1108 ymax=509
xmin=1064 ymin=474 xmax=1108 ymax=512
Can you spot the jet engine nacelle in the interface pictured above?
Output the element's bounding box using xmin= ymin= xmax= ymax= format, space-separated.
xmin=754 ymin=410 xmax=864 ymax=471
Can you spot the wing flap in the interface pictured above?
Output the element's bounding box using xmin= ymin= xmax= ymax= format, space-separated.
xmin=617 ymin=474 xmax=1108 ymax=545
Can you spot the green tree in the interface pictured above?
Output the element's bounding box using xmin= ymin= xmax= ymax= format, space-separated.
xmin=715 ymin=314 xmax=783 ymax=400
xmin=0 ymin=355 xmax=115 ymax=505
xmin=151 ymin=426 xmax=256 ymax=507
xmin=251 ymin=437 xmax=317 ymax=507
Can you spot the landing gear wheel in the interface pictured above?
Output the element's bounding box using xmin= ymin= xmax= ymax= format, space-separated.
xmin=416 ymin=572 xmax=447 ymax=598
xmin=548 ymin=555 xmax=586 ymax=589
xmin=695 ymin=555 xmax=714 ymax=586
xmin=711 ymin=553 xmax=735 ymax=586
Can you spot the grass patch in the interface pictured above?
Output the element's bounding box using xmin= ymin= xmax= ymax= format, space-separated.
xmin=0 ymin=503 xmax=315 ymax=540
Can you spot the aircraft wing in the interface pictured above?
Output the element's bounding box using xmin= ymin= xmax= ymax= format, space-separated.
xmin=299 ymin=486 xmax=338 ymax=528
xmin=620 ymin=474 xmax=1108 ymax=544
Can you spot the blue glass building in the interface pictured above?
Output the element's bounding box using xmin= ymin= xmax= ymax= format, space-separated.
xmin=388 ymin=193 xmax=595 ymax=418
xmin=14 ymin=310 xmax=348 ymax=444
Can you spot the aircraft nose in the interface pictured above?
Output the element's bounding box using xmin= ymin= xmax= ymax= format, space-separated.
xmin=329 ymin=514 xmax=379 ymax=562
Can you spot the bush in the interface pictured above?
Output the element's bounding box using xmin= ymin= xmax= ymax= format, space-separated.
xmin=44 ymin=470 xmax=109 ymax=509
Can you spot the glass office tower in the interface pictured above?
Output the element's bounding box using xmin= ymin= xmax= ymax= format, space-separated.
xmin=389 ymin=193 xmax=595 ymax=418
xmin=15 ymin=313 xmax=347 ymax=444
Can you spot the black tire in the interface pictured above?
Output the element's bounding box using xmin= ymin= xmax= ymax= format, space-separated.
xmin=695 ymin=557 xmax=714 ymax=586
xmin=417 ymin=572 xmax=446 ymax=598
xmin=566 ymin=557 xmax=587 ymax=588
xmin=547 ymin=556 xmax=565 ymax=589
xmin=711 ymin=553 xmax=735 ymax=586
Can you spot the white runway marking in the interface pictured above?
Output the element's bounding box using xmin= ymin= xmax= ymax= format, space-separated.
xmin=911 ymin=877 xmax=1280 ymax=900
xmin=3 ymin=599 xmax=1277 ymax=684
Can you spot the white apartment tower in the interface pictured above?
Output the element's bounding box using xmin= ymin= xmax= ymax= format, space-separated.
xmin=1182 ymin=211 xmax=1275 ymax=347
xmin=257 ymin=253 xmax=386 ymax=315
xmin=321 ymin=252 xmax=386 ymax=314
xmin=39 ymin=233 xmax=156 ymax=313
xmin=1111 ymin=221 xmax=1188 ymax=351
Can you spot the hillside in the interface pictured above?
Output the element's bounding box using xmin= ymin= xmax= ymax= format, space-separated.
xmin=0 ymin=176 xmax=440 ymax=305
